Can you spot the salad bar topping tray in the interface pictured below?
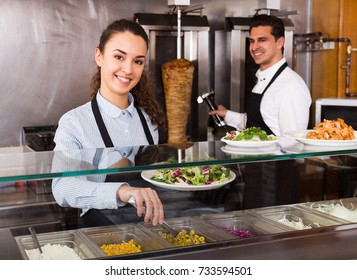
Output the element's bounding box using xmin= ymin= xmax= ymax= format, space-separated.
xmin=299 ymin=198 xmax=357 ymax=223
xmin=15 ymin=230 xmax=98 ymax=260
xmin=138 ymin=216 xmax=234 ymax=248
xmin=248 ymin=205 xmax=345 ymax=231
xmin=79 ymin=224 xmax=169 ymax=257
xmin=199 ymin=211 xmax=289 ymax=238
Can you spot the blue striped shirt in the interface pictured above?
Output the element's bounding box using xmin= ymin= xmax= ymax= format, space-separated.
xmin=52 ymin=92 xmax=159 ymax=216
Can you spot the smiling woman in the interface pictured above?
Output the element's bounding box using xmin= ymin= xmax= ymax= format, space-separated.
xmin=52 ymin=19 xmax=167 ymax=228
xmin=94 ymin=31 xmax=147 ymax=107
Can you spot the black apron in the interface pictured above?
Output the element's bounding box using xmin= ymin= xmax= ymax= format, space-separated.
xmin=81 ymin=96 xmax=154 ymax=227
xmin=243 ymin=62 xmax=300 ymax=209
xmin=246 ymin=62 xmax=288 ymax=135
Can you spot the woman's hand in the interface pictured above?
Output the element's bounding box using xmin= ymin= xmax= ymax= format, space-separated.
xmin=117 ymin=185 xmax=164 ymax=226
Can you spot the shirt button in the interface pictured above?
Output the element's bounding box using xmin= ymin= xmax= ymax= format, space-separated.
xmin=122 ymin=112 xmax=126 ymax=115
xmin=123 ymin=152 xmax=127 ymax=156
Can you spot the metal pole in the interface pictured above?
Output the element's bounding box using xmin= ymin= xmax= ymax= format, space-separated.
xmin=177 ymin=7 xmax=181 ymax=59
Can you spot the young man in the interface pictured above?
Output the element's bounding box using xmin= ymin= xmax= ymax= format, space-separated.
xmin=212 ymin=14 xmax=312 ymax=208
xmin=210 ymin=14 xmax=311 ymax=136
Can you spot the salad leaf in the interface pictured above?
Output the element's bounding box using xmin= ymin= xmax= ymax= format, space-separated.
xmin=224 ymin=127 xmax=276 ymax=141
xmin=150 ymin=165 xmax=230 ymax=186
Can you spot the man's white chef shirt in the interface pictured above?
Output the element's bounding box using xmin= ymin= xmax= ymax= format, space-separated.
xmin=224 ymin=58 xmax=312 ymax=136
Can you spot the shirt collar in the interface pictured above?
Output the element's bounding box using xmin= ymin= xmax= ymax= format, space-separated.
xmin=96 ymin=91 xmax=135 ymax=118
xmin=255 ymin=58 xmax=286 ymax=82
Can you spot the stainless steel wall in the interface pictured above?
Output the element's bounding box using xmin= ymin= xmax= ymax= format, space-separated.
xmin=0 ymin=0 xmax=310 ymax=147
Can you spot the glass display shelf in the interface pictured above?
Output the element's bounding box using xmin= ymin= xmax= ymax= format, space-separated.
xmin=0 ymin=139 xmax=356 ymax=183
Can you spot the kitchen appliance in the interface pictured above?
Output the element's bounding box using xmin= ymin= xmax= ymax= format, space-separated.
xmin=134 ymin=11 xmax=210 ymax=142
xmin=315 ymin=97 xmax=357 ymax=128
xmin=21 ymin=125 xmax=57 ymax=194
xmin=314 ymin=98 xmax=357 ymax=199
xmin=21 ymin=125 xmax=56 ymax=152
xmin=214 ymin=16 xmax=294 ymax=113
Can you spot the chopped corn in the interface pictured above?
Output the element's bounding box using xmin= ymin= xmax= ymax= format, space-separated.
xmin=100 ymin=239 xmax=142 ymax=256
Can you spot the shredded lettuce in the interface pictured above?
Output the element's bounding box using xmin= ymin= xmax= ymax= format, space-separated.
xmin=224 ymin=127 xmax=276 ymax=141
xmin=150 ymin=165 xmax=230 ymax=186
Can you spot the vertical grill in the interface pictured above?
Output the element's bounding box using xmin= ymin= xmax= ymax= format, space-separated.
xmin=134 ymin=13 xmax=210 ymax=142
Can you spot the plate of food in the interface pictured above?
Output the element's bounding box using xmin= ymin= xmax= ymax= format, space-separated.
xmin=220 ymin=145 xmax=278 ymax=155
xmin=281 ymin=142 xmax=357 ymax=154
xmin=283 ymin=118 xmax=357 ymax=147
xmin=221 ymin=127 xmax=278 ymax=148
xmin=141 ymin=165 xmax=236 ymax=191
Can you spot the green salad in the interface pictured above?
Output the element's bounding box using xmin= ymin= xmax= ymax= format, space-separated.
xmin=150 ymin=165 xmax=230 ymax=186
xmin=224 ymin=127 xmax=277 ymax=141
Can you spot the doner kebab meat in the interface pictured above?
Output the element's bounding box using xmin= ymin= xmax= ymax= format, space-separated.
xmin=162 ymin=58 xmax=194 ymax=143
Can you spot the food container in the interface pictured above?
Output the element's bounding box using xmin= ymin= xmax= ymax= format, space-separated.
xmin=15 ymin=230 xmax=98 ymax=260
xmin=79 ymin=224 xmax=168 ymax=257
xmin=198 ymin=210 xmax=289 ymax=238
xmin=249 ymin=205 xmax=343 ymax=231
xmin=138 ymin=216 xmax=233 ymax=247
xmin=298 ymin=198 xmax=357 ymax=223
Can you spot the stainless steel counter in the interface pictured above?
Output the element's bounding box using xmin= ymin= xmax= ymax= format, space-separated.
xmin=149 ymin=223 xmax=357 ymax=260
xmin=1 ymin=141 xmax=357 ymax=260
xmin=0 ymin=229 xmax=22 ymax=260
xmin=6 ymin=220 xmax=357 ymax=260
xmin=6 ymin=197 xmax=357 ymax=260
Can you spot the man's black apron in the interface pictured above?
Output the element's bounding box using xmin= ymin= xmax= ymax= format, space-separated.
xmin=243 ymin=62 xmax=300 ymax=209
xmin=81 ymin=97 xmax=154 ymax=227
xmin=245 ymin=62 xmax=287 ymax=135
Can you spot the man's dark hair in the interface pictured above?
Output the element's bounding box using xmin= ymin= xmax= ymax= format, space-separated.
xmin=249 ymin=14 xmax=285 ymax=41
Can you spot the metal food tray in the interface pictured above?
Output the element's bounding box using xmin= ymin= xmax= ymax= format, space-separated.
xmin=138 ymin=216 xmax=233 ymax=247
xmin=15 ymin=230 xmax=98 ymax=260
xmin=248 ymin=205 xmax=343 ymax=231
xmin=198 ymin=210 xmax=289 ymax=238
xmin=298 ymin=198 xmax=357 ymax=223
xmin=79 ymin=224 xmax=169 ymax=257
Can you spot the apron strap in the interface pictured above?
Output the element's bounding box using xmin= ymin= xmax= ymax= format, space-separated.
xmin=134 ymin=104 xmax=154 ymax=145
xmin=91 ymin=96 xmax=154 ymax=147
xmin=246 ymin=62 xmax=288 ymax=136
xmin=91 ymin=97 xmax=114 ymax=147
xmin=262 ymin=62 xmax=288 ymax=95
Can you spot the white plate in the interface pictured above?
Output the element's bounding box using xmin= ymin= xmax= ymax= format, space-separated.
xmin=283 ymin=130 xmax=357 ymax=147
xmin=141 ymin=169 xmax=236 ymax=191
xmin=220 ymin=136 xmax=278 ymax=148
xmin=282 ymin=142 xmax=357 ymax=154
xmin=221 ymin=145 xmax=278 ymax=155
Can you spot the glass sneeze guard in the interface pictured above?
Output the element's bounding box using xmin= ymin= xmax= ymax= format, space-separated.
xmin=0 ymin=139 xmax=356 ymax=183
